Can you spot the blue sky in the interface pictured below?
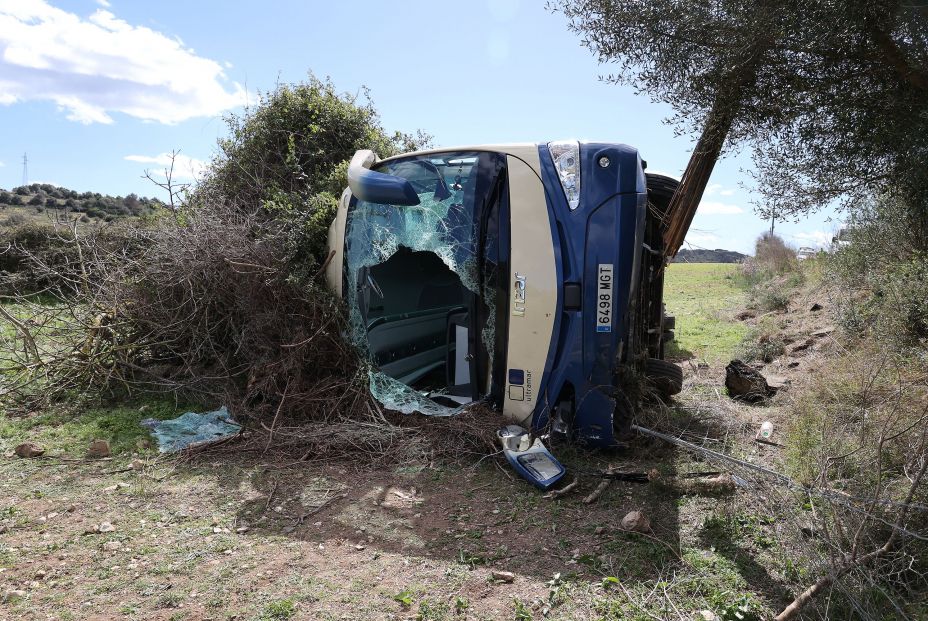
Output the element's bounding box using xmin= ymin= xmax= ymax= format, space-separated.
xmin=0 ymin=0 xmax=842 ymax=253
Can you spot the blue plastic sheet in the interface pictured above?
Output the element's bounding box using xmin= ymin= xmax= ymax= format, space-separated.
xmin=141 ymin=406 xmax=241 ymax=453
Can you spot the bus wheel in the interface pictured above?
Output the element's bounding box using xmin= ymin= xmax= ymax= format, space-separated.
xmin=644 ymin=358 xmax=683 ymax=397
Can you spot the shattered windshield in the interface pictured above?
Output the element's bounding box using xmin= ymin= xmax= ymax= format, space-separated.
xmin=344 ymin=151 xmax=505 ymax=415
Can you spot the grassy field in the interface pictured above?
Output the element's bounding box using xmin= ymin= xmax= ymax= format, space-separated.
xmin=664 ymin=263 xmax=750 ymax=364
xmin=0 ymin=263 xmax=802 ymax=621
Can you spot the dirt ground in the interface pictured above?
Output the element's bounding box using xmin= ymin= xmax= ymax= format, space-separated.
xmin=0 ymin=265 xmax=841 ymax=620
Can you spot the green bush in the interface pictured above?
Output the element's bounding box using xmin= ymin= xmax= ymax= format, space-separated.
xmin=829 ymin=194 xmax=928 ymax=349
xmin=191 ymin=74 xmax=430 ymax=275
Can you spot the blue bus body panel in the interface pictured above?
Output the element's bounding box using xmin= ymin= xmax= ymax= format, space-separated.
xmin=530 ymin=143 xmax=648 ymax=447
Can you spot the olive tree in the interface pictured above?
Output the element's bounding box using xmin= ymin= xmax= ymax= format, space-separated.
xmin=553 ymin=0 xmax=928 ymax=227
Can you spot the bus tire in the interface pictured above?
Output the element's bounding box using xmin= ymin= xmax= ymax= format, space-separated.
xmin=645 ymin=357 xmax=683 ymax=397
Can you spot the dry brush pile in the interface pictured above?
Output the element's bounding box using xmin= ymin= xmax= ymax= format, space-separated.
xmin=0 ymin=77 xmax=499 ymax=462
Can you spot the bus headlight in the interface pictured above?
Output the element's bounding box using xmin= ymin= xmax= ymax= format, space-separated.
xmin=548 ymin=140 xmax=581 ymax=210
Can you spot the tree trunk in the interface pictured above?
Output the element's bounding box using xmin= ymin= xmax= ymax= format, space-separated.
xmin=662 ymin=45 xmax=768 ymax=256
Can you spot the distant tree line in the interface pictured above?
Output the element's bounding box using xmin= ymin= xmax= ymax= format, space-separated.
xmin=0 ymin=183 xmax=164 ymax=221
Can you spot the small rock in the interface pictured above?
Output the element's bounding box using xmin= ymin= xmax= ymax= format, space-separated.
xmin=620 ymin=511 xmax=651 ymax=533
xmin=66 ymin=504 xmax=76 ymax=513
xmin=491 ymin=570 xmax=515 ymax=583
xmin=594 ymin=526 xmax=606 ymax=535
xmin=1 ymin=590 xmax=26 ymax=604
xmin=34 ymin=570 xmax=46 ymax=580
xmin=129 ymin=459 xmax=145 ymax=471
xmin=103 ymin=541 xmax=121 ymax=551
xmin=14 ymin=442 xmax=44 ymax=458
xmin=699 ymin=611 xmax=717 ymax=621
xmin=86 ymin=439 xmax=110 ymax=459
xmin=98 ymin=521 xmax=116 ymax=533
xmin=235 ymin=526 xmax=249 ymax=534
xmin=765 ymin=375 xmax=790 ymax=390
xmin=354 ymin=544 xmax=365 ymax=551
xmin=809 ymin=303 xmax=823 ymax=312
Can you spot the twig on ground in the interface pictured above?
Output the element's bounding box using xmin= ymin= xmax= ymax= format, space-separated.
xmin=544 ymin=475 xmax=580 ymax=499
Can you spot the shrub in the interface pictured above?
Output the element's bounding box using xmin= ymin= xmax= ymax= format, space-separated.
xmin=0 ymin=77 xmax=432 ymax=448
xmin=188 ymin=75 xmax=429 ymax=276
xmin=754 ymin=232 xmax=797 ymax=273
xmin=828 ymin=194 xmax=928 ymax=349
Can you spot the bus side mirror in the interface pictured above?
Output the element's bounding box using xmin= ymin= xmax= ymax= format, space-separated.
xmin=347 ymin=150 xmax=420 ymax=206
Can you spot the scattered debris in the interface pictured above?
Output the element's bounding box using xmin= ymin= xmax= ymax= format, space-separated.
xmin=700 ymin=473 xmax=736 ymax=491
xmin=498 ymin=425 xmax=565 ymax=490
xmin=87 ymin=439 xmax=111 ymax=459
xmin=543 ymin=476 xmax=579 ymax=500
xmin=584 ymin=477 xmax=612 ymax=504
xmin=141 ymin=406 xmax=241 ymax=453
xmin=620 ymin=510 xmax=651 ymax=533
xmin=491 ymin=570 xmax=516 ymax=583
xmin=757 ymin=421 xmax=774 ymax=441
xmin=725 ymin=360 xmax=777 ymax=402
xmin=14 ymin=442 xmax=44 ymax=458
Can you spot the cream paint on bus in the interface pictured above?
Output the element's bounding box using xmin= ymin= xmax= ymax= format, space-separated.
xmin=502 ymin=152 xmax=557 ymax=426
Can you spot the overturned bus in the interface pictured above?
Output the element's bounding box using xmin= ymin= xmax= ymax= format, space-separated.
xmin=325 ymin=142 xmax=682 ymax=449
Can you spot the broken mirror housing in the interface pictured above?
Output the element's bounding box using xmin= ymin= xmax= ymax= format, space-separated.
xmin=326 ymin=142 xmax=680 ymax=449
xmin=347 ymin=149 xmax=420 ymax=206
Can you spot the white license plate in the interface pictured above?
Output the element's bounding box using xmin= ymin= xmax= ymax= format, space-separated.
xmin=596 ymin=263 xmax=613 ymax=333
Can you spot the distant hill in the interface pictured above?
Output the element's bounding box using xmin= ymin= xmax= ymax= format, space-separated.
xmin=673 ymin=248 xmax=747 ymax=263
xmin=0 ymin=183 xmax=164 ymax=228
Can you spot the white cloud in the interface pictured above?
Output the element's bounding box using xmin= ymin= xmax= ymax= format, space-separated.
xmin=684 ymin=230 xmax=721 ymax=247
xmin=0 ymin=1 xmax=247 ymax=124
xmin=125 ymin=153 xmax=207 ymax=180
xmin=792 ymin=230 xmax=832 ymax=248
xmin=95 ymin=0 xmax=110 ymax=6
xmin=698 ymin=200 xmax=744 ymax=215
xmin=0 ymin=160 xmax=4 ymax=167
xmin=704 ymin=183 xmax=737 ymax=198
